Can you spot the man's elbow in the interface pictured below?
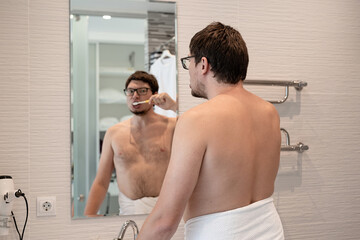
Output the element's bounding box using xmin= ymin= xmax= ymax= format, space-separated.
xmin=152 ymin=216 xmax=179 ymax=238
xmin=84 ymin=204 xmax=97 ymax=217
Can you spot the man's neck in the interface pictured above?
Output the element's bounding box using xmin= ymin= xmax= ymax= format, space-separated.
xmin=206 ymin=79 xmax=244 ymax=99
xmin=131 ymin=109 xmax=162 ymax=128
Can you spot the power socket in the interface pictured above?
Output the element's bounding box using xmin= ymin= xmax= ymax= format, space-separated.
xmin=37 ymin=196 xmax=56 ymax=217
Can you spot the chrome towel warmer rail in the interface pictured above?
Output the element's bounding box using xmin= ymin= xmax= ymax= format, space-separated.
xmin=280 ymin=128 xmax=309 ymax=153
xmin=243 ymin=80 xmax=308 ymax=104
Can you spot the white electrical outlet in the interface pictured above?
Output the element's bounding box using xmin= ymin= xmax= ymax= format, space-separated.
xmin=37 ymin=196 xmax=56 ymax=217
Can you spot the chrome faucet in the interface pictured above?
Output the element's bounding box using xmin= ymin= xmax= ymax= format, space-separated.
xmin=114 ymin=220 xmax=139 ymax=240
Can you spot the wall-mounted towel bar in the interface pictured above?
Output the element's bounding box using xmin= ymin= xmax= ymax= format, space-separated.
xmin=280 ymin=128 xmax=309 ymax=153
xmin=243 ymin=80 xmax=308 ymax=104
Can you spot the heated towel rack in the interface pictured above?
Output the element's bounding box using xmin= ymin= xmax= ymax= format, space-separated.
xmin=243 ymin=80 xmax=308 ymax=104
xmin=280 ymin=128 xmax=309 ymax=152
xmin=242 ymin=79 xmax=309 ymax=151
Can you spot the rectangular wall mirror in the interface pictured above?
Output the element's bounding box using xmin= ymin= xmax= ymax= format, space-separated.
xmin=70 ymin=0 xmax=177 ymax=218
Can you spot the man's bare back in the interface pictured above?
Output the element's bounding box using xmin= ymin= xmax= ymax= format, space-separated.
xmin=183 ymin=85 xmax=281 ymax=221
xmin=109 ymin=115 xmax=176 ymax=200
xmin=137 ymin=22 xmax=283 ymax=240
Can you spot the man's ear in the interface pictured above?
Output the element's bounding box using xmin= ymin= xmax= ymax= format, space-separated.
xmin=200 ymin=57 xmax=210 ymax=74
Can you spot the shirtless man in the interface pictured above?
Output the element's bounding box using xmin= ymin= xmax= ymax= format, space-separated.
xmin=84 ymin=71 xmax=177 ymax=216
xmin=138 ymin=22 xmax=284 ymax=239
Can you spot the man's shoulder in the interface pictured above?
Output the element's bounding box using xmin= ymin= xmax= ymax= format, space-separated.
xmin=154 ymin=114 xmax=177 ymax=125
xmin=178 ymin=103 xmax=209 ymax=126
xmin=107 ymin=120 xmax=130 ymax=136
xmin=185 ymin=99 xmax=216 ymax=117
xmin=167 ymin=116 xmax=177 ymax=126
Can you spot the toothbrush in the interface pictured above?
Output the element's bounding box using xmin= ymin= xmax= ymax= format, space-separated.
xmin=133 ymin=100 xmax=150 ymax=106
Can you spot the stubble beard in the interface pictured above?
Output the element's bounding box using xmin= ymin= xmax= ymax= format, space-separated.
xmin=130 ymin=107 xmax=150 ymax=116
xmin=191 ymin=89 xmax=205 ymax=99
xmin=190 ymin=82 xmax=207 ymax=99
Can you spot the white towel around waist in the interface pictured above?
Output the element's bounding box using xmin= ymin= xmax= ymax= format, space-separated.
xmin=118 ymin=191 xmax=157 ymax=215
xmin=185 ymin=197 xmax=284 ymax=240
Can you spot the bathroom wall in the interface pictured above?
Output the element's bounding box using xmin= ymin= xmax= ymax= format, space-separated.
xmin=0 ymin=0 xmax=359 ymax=239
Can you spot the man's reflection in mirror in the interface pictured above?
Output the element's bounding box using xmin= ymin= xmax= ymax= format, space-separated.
xmin=84 ymin=71 xmax=177 ymax=216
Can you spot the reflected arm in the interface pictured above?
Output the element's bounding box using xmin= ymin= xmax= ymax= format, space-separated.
xmin=84 ymin=129 xmax=115 ymax=217
xmin=149 ymin=93 xmax=177 ymax=112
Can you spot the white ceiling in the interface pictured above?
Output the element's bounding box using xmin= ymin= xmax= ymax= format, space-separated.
xmin=70 ymin=0 xmax=175 ymax=44
xmin=86 ymin=16 xmax=146 ymax=44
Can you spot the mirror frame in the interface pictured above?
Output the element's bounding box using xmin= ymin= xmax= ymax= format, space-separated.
xmin=70 ymin=0 xmax=177 ymax=219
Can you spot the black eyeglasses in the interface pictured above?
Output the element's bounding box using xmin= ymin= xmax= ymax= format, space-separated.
xmin=123 ymin=87 xmax=150 ymax=96
xmin=180 ymin=56 xmax=195 ymax=70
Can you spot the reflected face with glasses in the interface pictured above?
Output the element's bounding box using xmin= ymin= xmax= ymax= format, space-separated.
xmin=124 ymin=81 xmax=155 ymax=115
xmin=124 ymin=87 xmax=151 ymax=97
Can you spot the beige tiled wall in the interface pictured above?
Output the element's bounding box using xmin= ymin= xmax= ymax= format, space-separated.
xmin=1 ymin=0 xmax=360 ymax=239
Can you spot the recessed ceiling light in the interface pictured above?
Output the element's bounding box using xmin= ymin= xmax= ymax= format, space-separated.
xmin=103 ymin=15 xmax=111 ymax=20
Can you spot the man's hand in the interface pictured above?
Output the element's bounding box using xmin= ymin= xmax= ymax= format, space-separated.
xmin=149 ymin=93 xmax=177 ymax=112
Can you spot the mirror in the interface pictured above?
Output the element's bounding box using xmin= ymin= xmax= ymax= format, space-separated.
xmin=70 ymin=0 xmax=177 ymax=218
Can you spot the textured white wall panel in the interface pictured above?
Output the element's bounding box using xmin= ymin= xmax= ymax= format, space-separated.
xmin=1 ymin=0 xmax=360 ymax=239
xmin=0 ymin=1 xmax=30 ymax=239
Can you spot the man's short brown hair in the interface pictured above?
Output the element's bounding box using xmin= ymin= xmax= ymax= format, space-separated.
xmin=125 ymin=71 xmax=159 ymax=93
xmin=190 ymin=22 xmax=249 ymax=84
